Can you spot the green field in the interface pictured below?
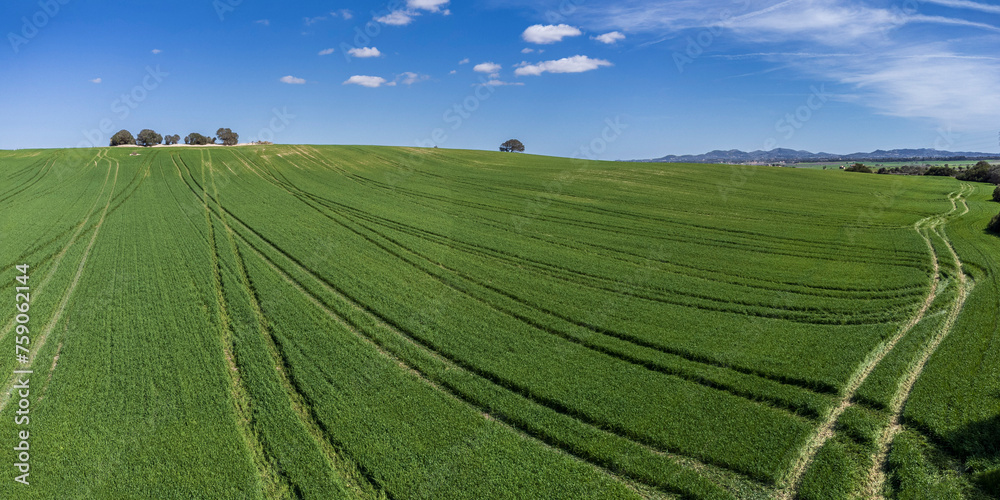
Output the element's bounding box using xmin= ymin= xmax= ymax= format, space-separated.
xmin=0 ymin=146 xmax=997 ymax=499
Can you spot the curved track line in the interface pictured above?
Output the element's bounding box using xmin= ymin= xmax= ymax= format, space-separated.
xmin=864 ymin=184 xmax=974 ymax=499
xmin=777 ymin=187 xmax=967 ymax=499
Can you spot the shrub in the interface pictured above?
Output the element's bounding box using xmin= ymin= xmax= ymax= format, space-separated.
xmin=988 ymin=212 xmax=1000 ymax=233
xmin=845 ymin=163 xmax=872 ymax=173
xmin=924 ymin=166 xmax=955 ymax=177
xmin=993 ymin=186 xmax=1000 ymax=203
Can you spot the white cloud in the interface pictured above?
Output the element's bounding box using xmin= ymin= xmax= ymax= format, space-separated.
xmin=344 ymin=75 xmax=389 ymax=88
xmin=89 ymin=78 xmax=102 ymax=84
xmin=151 ymin=49 xmax=162 ymax=54
xmin=449 ymin=70 xmax=457 ymax=74
xmin=318 ymin=48 xmax=335 ymax=56
xmin=332 ymin=9 xmax=354 ymax=19
xmin=473 ymin=62 xmax=502 ymax=78
xmin=396 ymin=72 xmax=430 ymax=85
xmin=377 ymin=10 xmax=415 ymax=26
xmin=515 ymin=55 xmax=612 ymax=76
xmin=304 ymin=16 xmax=326 ymax=26
xmin=348 ymin=47 xmax=382 ymax=58
xmin=521 ymin=48 xmax=535 ymax=54
xmin=255 ymin=19 xmax=270 ymax=26
xmin=280 ymin=75 xmax=307 ymax=84
xmin=407 ymin=0 xmax=450 ymax=13
xmin=522 ymin=24 xmax=583 ymax=44
xmin=458 ymin=58 xmax=470 ymax=64
xmin=593 ymin=31 xmax=625 ymax=44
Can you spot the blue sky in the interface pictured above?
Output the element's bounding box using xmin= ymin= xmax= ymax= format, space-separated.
xmin=1 ymin=0 xmax=998 ymax=159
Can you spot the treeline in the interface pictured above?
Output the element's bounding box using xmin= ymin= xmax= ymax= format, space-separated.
xmin=110 ymin=128 xmax=239 ymax=147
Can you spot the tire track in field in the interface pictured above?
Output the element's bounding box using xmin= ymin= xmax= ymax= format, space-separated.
xmin=294 ymin=148 xmax=924 ymax=271
xmin=283 ymin=147 xmax=928 ymax=296
xmin=194 ymin=151 xmax=297 ymax=499
xmin=200 ymin=154 xmax=778 ymax=493
xmin=250 ymin=160 xmax=833 ymax=417
xmin=205 ymin=154 xmax=382 ymax=500
xmin=241 ymin=150 xmax=855 ymax=398
xmin=178 ymin=153 xmax=757 ymax=497
xmin=0 ymin=156 xmax=118 ymax=414
xmin=0 ymin=151 xmax=109 ymax=344
xmin=234 ymin=150 xmax=903 ymax=396
xmin=864 ymin=184 xmax=974 ymax=499
xmin=778 ymin=186 xmax=969 ymax=499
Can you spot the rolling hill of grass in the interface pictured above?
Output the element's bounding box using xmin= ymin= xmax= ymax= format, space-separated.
xmin=0 ymin=145 xmax=996 ymax=499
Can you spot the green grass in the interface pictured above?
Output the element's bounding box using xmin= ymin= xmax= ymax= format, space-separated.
xmin=0 ymin=145 xmax=996 ymax=498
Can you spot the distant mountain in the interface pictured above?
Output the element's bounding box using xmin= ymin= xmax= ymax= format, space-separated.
xmin=636 ymin=148 xmax=1000 ymax=164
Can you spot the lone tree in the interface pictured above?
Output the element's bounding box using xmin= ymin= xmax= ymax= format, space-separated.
xmin=164 ymin=134 xmax=181 ymax=145
xmin=500 ymin=139 xmax=525 ymax=153
xmin=110 ymin=129 xmax=136 ymax=147
xmin=845 ymin=163 xmax=872 ymax=173
xmin=217 ymin=128 xmax=239 ymax=146
xmin=137 ymin=129 xmax=163 ymax=147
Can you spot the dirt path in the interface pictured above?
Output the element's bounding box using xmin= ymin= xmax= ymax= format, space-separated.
xmin=776 ymin=187 xmax=968 ymax=499
xmin=864 ymin=184 xmax=974 ymax=498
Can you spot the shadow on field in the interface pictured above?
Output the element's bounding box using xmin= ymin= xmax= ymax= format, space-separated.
xmin=948 ymin=415 xmax=1000 ymax=496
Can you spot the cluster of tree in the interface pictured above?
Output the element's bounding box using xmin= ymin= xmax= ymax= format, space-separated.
xmin=108 ymin=128 xmax=240 ymax=147
xmin=500 ymin=139 xmax=525 ymax=153
xmin=876 ymin=165 xmax=926 ymax=176
xmin=184 ymin=133 xmax=214 ymax=145
xmin=844 ymin=163 xmax=872 ymax=173
xmin=956 ymin=161 xmax=1000 ymax=184
xmin=924 ymin=166 xmax=956 ymax=177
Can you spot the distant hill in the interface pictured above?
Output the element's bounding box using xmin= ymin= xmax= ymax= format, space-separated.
xmin=636 ymin=148 xmax=1000 ymax=164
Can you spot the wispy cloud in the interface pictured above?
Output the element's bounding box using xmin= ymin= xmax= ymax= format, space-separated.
xmin=280 ymin=75 xmax=306 ymax=84
xmin=344 ymin=75 xmax=389 ymax=88
xmin=522 ymin=24 xmax=583 ymax=44
xmin=332 ymin=9 xmax=354 ymax=19
xmin=304 ymin=16 xmax=326 ymax=26
xmin=89 ymin=78 xmax=102 ymax=84
xmin=395 ymin=72 xmax=430 ymax=85
xmin=515 ymin=55 xmax=612 ymax=76
xmin=376 ymin=11 xmax=415 ymax=26
xmin=151 ymin=49 xmax=162 ymax=54
xmin=458 ymin=58 xmax=470 ymax=64
xmin=922 ymin=0 xmax=1000 ymax=14
xmin=255 ymin=19 xmax=270 ymax=26
xmin=318 ymin=48 xmax=336 ymax=56
xmin=570 ymin=0 xmax=1000 ymax=130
